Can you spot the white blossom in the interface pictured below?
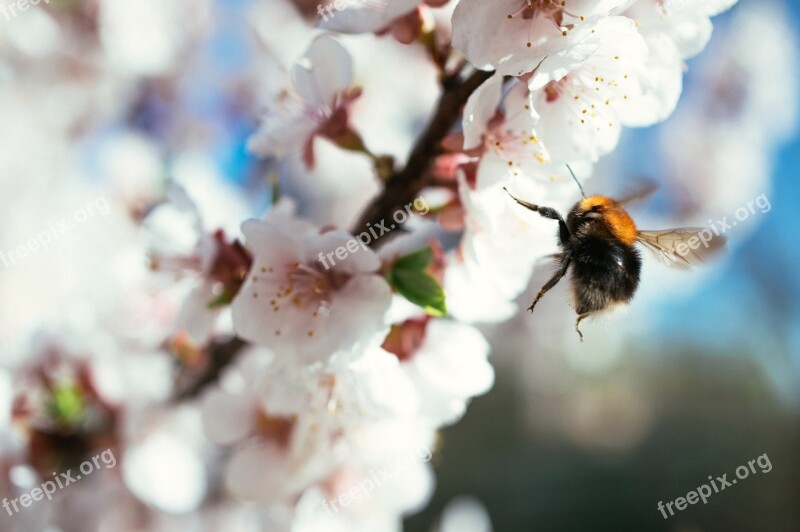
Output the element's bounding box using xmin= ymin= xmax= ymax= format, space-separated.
xmin=231 ymin=204 xmax=392 ymax=364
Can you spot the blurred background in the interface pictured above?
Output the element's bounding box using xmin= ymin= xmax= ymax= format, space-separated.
xmin=0 ymin=0 xmax=798 ymax=530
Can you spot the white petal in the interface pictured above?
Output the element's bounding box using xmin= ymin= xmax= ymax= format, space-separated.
xmin=173 ymin=281 xmax=220 ymax=344
xmin=201 ymin=389 xmax=255 ymax=445
xmin=123 ymin=434 xmax=207 ymax=513
xmin=475 ymin=83 xmax=547 ymax=189
xmin=444 ymin=258 xmax=517 ymax=323
xmin=439 ymin=496 xmax=494 ymax=532
xmin=617 ymin=34 xmax=683 ymax=126
xmin=462 ymin=74 xmax=504 ymax=150
xmin=530 ymin=17 xmax=647 ymax=161
xmin=533 ymin=87 xmax=621 ymax=162
xmin=452 ymin=0 xmax=585 ymax=76
xmin=625 ymin=0 xmax=734 ymax=59
xmin=319 ymin=0 xmax=421 ymax=33
xmin=292 ymin=35 xmax=353 ymax=107
xmin=405 ymin=320 xmax=493 ymax=425
xmin=416 ymin=321 xmax=493 ymax=397
xmin=453 ymin=0 xmax=633 ymax=79
xmin=247 ymin=107 xmax=318 ymax=158
xmin=224 ymin=442 xmax=295 ymax=503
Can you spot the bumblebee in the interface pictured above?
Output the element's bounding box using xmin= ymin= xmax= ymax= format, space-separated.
xmin=504 ymin=179 xmax=725 ymax=341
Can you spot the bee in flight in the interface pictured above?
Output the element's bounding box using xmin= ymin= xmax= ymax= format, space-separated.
xmin=504 ymin=168 xmax=725 ymax=341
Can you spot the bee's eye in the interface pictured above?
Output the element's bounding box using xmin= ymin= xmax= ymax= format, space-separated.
xmin=584 ymin=206 xmax=602 ymax=219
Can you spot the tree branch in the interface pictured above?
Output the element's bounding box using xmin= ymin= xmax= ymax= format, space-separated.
xmin=352 ymin=68 xmax=494 ymax=240
xmin=173 ymin=336 xmax=246 ymax=401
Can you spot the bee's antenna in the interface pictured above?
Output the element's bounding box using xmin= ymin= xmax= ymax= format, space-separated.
xmin=566 ymin=164 xmax=587 ymax=199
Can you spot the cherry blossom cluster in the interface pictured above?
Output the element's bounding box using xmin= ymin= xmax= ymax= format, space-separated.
xmin=0 ymin=0 xmax=750 ymax=530
xmin=222 ymin=0 xmax=739 ymax=528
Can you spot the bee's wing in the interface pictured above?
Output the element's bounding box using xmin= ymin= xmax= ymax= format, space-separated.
xmin=617 ymin=180 xmax=658 ymax=206
xmin=636 ymin=228 xmax=726 ymax=270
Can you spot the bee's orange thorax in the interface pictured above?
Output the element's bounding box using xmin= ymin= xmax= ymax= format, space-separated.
xmin=580 ymin=196 xmax=638 ymax=245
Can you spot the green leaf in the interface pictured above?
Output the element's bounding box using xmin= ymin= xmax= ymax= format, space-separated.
xmin=393 ymin=248 xmax=433 ymax=271
xmin=389 ymin=269 xmax=447 ymax=317
xmin=387 ymin=247 xmax=446 ymax=316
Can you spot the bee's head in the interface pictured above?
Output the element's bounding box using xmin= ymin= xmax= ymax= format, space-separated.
xmin=568 ymin=196 xmax=638 ymax=244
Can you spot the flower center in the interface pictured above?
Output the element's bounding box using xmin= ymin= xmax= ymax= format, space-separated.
xmin=506 ymin=0 xmax=568 ymax=26
xmin=275 ymin=262 xmax=333 ymax=313
xmin=506 ymin=0 xmax=588 ymax=51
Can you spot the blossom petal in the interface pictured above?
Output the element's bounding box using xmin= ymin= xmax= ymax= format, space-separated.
xmin=462 ymin=74 xmax=504 ymax=150
xmin=291 ymin=35 xmax=353 ymax=107
xmin=319 ymin=0 xmax=422 ymax=33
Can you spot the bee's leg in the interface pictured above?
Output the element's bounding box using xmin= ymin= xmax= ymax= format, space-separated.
xmin=574 ymin=312 xmax=595 ymax=342
xmin=503 ymin=188 xmax=571 ymax=244
xmin=527 ymin=257 xmax=571 ymax=313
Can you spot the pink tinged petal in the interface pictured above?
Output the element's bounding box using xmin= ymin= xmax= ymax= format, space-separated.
xmin=453 ymin=0 xmax=598 ymax=78
xmin=390 ymin=7 xmax=424 ymax=44
xmin=248 ymin=84 xmax=328 ymax=159
xmin=291 ymin=35 xmax=353 ymax=108
xmin=437 ymin=203 xmax=466 ymax=231
xmin=201 ymin=389 xmax=256 ymax=445
xmin=476 ymin=83 xmax=548 ymax=189
xmin=463 ymin=74 xmax=504 ymax=150
xmin=452 ymin=0 xmax=545 ymax=72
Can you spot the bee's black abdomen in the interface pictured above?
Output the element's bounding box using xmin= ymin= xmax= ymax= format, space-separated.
xmin=569 ymin=234 xmax=642 ymax=315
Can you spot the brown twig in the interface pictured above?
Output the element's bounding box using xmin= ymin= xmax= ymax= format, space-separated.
xmin=173 ymin=336 xmax=246 ymax=401
xmin=352 ymin=68 xmax=494 ymax=241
